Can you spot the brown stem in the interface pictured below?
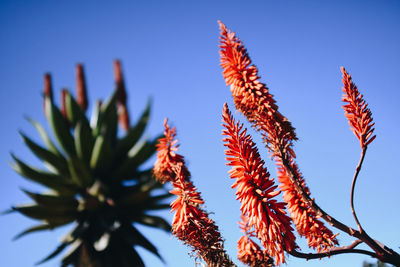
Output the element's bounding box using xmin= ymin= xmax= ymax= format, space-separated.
xmin=350 ymin=147 xmax=367 ymax=233
xmin=279 ymin=153 xmax=359 ymax=236
xmin=289 ymin=247 xmax=377 ymax=260
xmin=279 ymin=152 xmax=400 ymax=266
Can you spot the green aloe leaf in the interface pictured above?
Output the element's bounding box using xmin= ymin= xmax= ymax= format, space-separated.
xmin=74 ymin=121 xmax=94 ymax=165
xmin=113 ymin=240 xmax=145 ymax=267
xmin=116 ymin=99 xmax=151 ymax=159
xmin=64 ymin=90 xmax=90 ymax=128
xmin=12 ymin=204 xmax=76 ymax=224
xmin=123 ymin=224 xmax=164 ymax=262
xmin=26 ymin=117 xmax=62 ymax=157
xmin=13 ymin=223 xmax=55 ymax=240
xmin=148 ymin=192 xmax=172 ymax=204
xmin=60 ymin=240 xmax=80 ymax=267
xmin=143 ymin=203 xmax=171 ymax=211
xmin=10 ymin=154 xmax=76 ymax=195
xmin=21 ymin=189 xmax=78 ymax=209
xmin=19 ymin=131 xmax=69 ymax=175
xmin=117 ymin=183 xmax=155 ymax=207
xmin=134 ymin=215 xmax=171 ymax=232
xmin=37 ymin=223 xmax=87 ymax=266
xmin=36 ymin=242 xmax=71 ymax=265
xmin=44 ymin=97 xmax=76 ymax=157
xmin=113 ymin=136 xmax=160 ymax=181
xmin=129 ymin=247 xmax=145 ymax=267
xmin=68 ymin=156 xmax=93 ymax=188
xmin=90 ymin=135 xmax=113 ymax=176
xmin=94 ymin=92 xmax=118 ymax=144
xmin=90 ymin=100 xmax=101 ymax=129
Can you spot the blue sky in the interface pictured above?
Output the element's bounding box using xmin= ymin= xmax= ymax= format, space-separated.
xmin=1 ymin=1 xmax=399 ymax=266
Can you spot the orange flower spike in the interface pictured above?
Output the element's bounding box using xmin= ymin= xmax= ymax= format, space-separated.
xmin=237 ymin=215 xmax=274 ymax=267
xmin=276 ymin=161 xmax=338 ymax=253
xmin=76 ymin=64 xmax=88 ymax=112
xmin=60 ymin=89 xmax=67 ymax=118
xmin=43 ymin=73 xmax=53 ymax=112
xmin=114 ymin=60 xmax=127 ymax=105
xmin=114 ymin=60 xmax=130 ymax=130
xmin=222 ymin=103 xmax=296 ymax=265
xmin=219 ymin=21 xmax=298 ymax=160
xmin=341 ymin=67 xmax=376 ymax=148
xmin=153 ymin=120 xmax=232 ymax=266
xmin=153 ymin=119 xmax=187 ymax=184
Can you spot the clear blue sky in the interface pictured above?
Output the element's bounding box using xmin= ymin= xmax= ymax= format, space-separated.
xmin=1 ymin=1 xmax=399 ymax=266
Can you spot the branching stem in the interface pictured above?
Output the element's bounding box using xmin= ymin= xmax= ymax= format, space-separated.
xmin=279 ymin=151 xmax=400 ymax=266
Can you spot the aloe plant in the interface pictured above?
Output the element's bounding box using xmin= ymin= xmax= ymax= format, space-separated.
xmin=8 ymin=61 xmax=171 ymax=267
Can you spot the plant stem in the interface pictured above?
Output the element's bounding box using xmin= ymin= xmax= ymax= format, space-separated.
xmin=279 ymin=152 xmax=400 ymax=266
xmin=351 ymin=147 xmax=367 ymax=233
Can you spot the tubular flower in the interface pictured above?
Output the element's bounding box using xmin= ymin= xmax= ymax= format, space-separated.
xmin=153 ymin=120 xmax=233 ymax=266
xmin=237 ymin=215 xmax=274 ymax=267
xmin=276 ymin=160 xmax=338 ymax=253
xmin=341 ymin=67 xmax=376 ymax=148
xmin=43 ymin=73 xmax=53 ymax=112
xmin=222 ymin=104 xmax=296 ymax=265
xmin=76 ymin=64 xmax=88 ymax=112
xmin=218 ymin=21 xmax=297 ymax=158
xmin=153 ymin=119 xmax=187 ymax=184
xmin=114 ymin=60 xmax=130 ymax=130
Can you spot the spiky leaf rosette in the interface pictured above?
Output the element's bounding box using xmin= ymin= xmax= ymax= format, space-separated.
xmin=9 ymin=62 xmax=171 ymax=267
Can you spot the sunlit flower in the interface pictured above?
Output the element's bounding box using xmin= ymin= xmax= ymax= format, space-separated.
xmin=276 ymin=160 xmax=338 ymax=253
xmin=341 ymin=67 xmax=376 ymax=148
xmin=218 ymin=21 xmax=297 ymax=159
xmin=219 ymin=22 xmax=337 ymax=257
xmin=222 ymin=104 xmax=296 ymax=265
xmin=153 ymin=119 xmax=187 ymax=184
xmin=237 ymin=215 xmax=274 ymax=267
xmin=153 ymin=120 xmax=232 ymax=266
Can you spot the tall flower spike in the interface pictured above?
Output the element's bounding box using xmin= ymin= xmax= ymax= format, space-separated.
xmin=276 ymin=160 xmax=338 ymax=253
xmin=114 ymin=60 xmax=130 ymax=130
xmin=219 ymin=22 xmax=337 ymax=256
xmin=153 ymin=119 xmax=187 ymax=184
xmin=153 ymin=120 xmax=233 ymax=266
xmin=341 ymin=67 xmax=376 ymax=148
xmin=237 ymin=215 xmax=274 ymax=267
xmin=222 ymin=103 xmax=296 ymax=265
xmin=76 ymin=64 xmax=88 ymax=111
xmin=219 ymin=21 xmax=297 ymax=158
xmin=43 ymin=73 xmax=53 ymax=112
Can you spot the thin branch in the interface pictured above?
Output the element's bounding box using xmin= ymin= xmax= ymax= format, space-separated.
xmin=331 ymin=239 xmax=363 ymax=251
xmin=350 ymin=147 xmax=367 ymax=233
xmin=280 ymin=153 xmax=400 ymax=266
xmin=279 ymin=154 xmax=388 ymax=256
xmin=289 ymin=247 xmax=377 ymax=260
xmin=280 ymin=154 xmax=359 ymax=237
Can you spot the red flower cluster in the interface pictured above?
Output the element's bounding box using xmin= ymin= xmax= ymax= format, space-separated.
xmin=219 ymin=21 xmax=338 ymax=262
xmin=114 ymin=60 xmax=130 ymax=131
xmin=237 ymin=215 xmax=273 ymax=267
xmin=153 ymin=120 xmax=231 ymax=266
xmin=218 ymin=21 xmax=297 ymax=158
xmin=43 ymin=73 xmax=53 ymax=112
xmin=76 ymin=64 xmax=88 ymax=111
xmin=153 ymin=119 xmax=187 ymax=184
xmin=222 ymin=104 xmax=296 ymax=265
xmin=276 ymin=160 xmax=338 ymax=252
xmin=341 ymin=67 xmax=376 ymax=148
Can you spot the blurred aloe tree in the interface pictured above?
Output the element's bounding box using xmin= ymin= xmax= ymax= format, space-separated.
xmin=8 ymin=61 xmax=171 ymax=267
